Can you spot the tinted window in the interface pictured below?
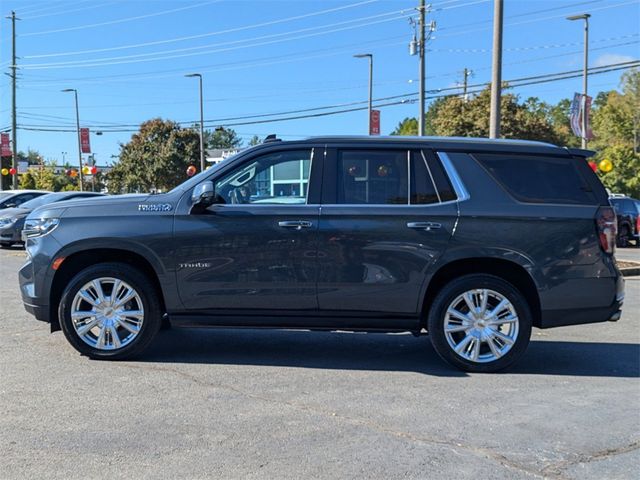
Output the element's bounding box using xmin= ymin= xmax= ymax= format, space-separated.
xmin=215 ymin=149 xmax=312 ymax=205
xmin=427 ymin=152 xmax=456 ymax=202
xmin=20 ymin=192 xmax=67 ymax=209
xmin=474 ymin=153 xmax=597 ymax=205
xmin=410 ymin=151 xmax=438 ymax=204
xmin=337 ymin=150 xmax=407 ymax=204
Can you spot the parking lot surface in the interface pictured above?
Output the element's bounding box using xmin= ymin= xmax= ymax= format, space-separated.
xmin=1 ymin=247 xmax=638 ymax=479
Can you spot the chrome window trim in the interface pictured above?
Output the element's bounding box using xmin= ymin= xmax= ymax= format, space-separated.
xmin=436 ymin=151 xmax=470 ymax=202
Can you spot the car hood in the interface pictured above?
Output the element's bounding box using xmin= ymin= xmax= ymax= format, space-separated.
xmin=0 ymin=207 xmax=31 ymax=220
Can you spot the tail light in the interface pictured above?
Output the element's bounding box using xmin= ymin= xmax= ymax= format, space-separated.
xmin=596 ymin=206 xmax=617 ymax=254
xmin=636 ymin=215 xmax=640 ymax=235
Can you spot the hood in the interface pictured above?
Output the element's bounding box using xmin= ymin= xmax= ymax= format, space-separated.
xmin=51 ymin=193 xmax=149 ymax=210
xmin=0 ymin=207 xmax=31 ymax=220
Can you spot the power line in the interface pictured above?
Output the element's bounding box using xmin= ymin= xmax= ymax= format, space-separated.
xmin=16 ymin=61 xmax=639 ymax=133
xmin=22 ymin=2 xmax=115 ymax=21
xmin=21 ymin=11 xmax=412 ymax=69
xmin=21 ymin=1 xmax=223 ymax=37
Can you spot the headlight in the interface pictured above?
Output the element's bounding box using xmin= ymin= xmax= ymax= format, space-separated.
xmin=22 ymin=217 xmax=60 ymax=240
xmin=0 ymin=217 xmax=16 ymax=227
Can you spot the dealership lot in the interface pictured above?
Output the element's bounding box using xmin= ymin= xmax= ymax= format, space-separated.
xmin=0 ymin=247 xmax=638 ymax=479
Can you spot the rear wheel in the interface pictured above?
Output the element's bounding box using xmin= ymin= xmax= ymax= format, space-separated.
xmin=58 ymin=262 xmax=162 ymax=360
xmin=427 ymin=274 xmax=532 ymax=372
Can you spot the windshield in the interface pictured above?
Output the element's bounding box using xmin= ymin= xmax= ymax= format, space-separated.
xmin=19 ymin=192 xmax=68 ymax=210
xmin=169 ymin=148 xmax=250 ymax=194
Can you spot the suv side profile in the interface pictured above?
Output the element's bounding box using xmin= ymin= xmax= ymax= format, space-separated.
xmin=19 ymin=137 xmax=624 ymax=372
xmin=609 ymin=194 xmax=640 ymax=247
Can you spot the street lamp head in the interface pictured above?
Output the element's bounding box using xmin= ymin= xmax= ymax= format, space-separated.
xmin=185 ymin=73 xmax=202 ymax=78
xmin=61 ymin=88 xmax=76 ymax=92
xmin=566 ymin=13 xmax=591 ymax=21
xmin=353 ymin=53 xmax=372 ymax=59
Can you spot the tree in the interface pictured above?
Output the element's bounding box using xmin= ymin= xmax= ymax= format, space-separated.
xmin=107 ymin=119 xmax=200 ymax=193
xmin=19 ymin=162 xmax=79 ymax=192
xmin=591 ymin=69 xmax=640 ymax=197
xmin=248 ymin=135 xmax=262 ymax=146
xmin=204 ymin=127 xmax=242 ymax=149
xmin=390 ymin=117 xmax=418 ymax=136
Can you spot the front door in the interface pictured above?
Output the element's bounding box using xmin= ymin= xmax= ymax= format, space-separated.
xmin=317 ymin=147 xmax=458 ymax=314
xmin=174 ymin=147 xmax=322 ymax=312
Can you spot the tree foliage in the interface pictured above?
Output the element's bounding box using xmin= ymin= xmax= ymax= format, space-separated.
xmin=591 ymin=69 xmax=640 ymax=197
xmin=19 ymin=163 xmax=80 ymax=192
xmin=107 ymin=119 xmax=200 ymax=193
xmin=390 ymin=117 xmax=418 ymax=136
xmin=204 ymin=127 xmax=242 ymax=149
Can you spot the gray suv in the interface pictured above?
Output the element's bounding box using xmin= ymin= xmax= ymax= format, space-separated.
xmin=19 ymin=136 xmax=624 ymax=372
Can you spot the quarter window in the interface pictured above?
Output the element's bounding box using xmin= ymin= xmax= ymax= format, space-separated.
xmin=215 ymin=150 xmax=312 ymax=205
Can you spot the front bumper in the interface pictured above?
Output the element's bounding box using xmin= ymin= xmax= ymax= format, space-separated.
xmin=0 ymin=224 xmax=20 ymax=243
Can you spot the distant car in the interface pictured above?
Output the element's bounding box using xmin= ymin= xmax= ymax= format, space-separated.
xmin=0 ymin=189 xmax=49 ymax=210
xmin=0 ymin=191 xmax=105 ymax=248
xmin=609 ymin=194 xmax=640 ymax=248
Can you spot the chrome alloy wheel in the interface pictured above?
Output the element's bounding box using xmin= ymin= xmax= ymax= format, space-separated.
xmin=444 ymin=289 xmax=519 ymax=363
xmin=70 ymin=277 xmax=144 ymax=350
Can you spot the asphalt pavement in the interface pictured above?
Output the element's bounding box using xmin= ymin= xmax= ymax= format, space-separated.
xmin=0 ymin=247 xmax=638 ymax=479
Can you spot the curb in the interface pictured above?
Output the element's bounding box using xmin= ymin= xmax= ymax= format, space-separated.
xmin=621 ymin=267 xmax=640 ymax=277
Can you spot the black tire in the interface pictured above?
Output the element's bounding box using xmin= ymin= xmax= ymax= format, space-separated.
xmin=617 ymin=226 xmax=630 ymax=248
xmin=58 ymin=262 xmax=162 ymax=360
xmin=0 ymin=242 xmax=14 ymax=248
xmin=427 ymin=274 xmax=532 ymax=373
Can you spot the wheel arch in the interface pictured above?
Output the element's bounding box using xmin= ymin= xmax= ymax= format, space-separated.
xmin=422 ymin=257 xmax=541 ymax=328
xmin=49 ymin=248 xmax=167 ymax=332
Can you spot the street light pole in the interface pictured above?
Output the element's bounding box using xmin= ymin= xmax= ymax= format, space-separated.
xmin=353 ymin=53 xmax=373 ymax=134
xmin=185 ymin=73 xmax=205 ymax=172
xmin=567 ymin=13 xmax=590 ymax=149
xmin=62 ymin=88 xmax=84 ymax=191
xmin=489 ymin=0 xmax=503 ymax=139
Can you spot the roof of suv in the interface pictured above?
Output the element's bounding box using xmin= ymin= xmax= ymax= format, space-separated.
xmin=266 ymin=135 xmax=590 ymax=157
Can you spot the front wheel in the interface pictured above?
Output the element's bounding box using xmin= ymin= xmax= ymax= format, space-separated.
xmin=58 ymin=262 xmax=162 ymax=360
xmin=427 ymin=274 xmax=532 ymax=373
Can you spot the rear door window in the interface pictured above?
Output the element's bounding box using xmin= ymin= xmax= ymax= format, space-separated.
xmin=473 ymin=153 xmax=598 ymax=205
xmin=337 ymin=150 xmax=408 ymax=204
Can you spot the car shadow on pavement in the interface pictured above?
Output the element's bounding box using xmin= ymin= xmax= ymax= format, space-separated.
xmin=138 ymin=328 xmax=640 ymax=378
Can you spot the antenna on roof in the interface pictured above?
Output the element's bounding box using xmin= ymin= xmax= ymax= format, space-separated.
xmin=263 ymin=134 xmax=281 ymax=143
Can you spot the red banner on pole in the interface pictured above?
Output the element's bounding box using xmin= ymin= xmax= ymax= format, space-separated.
xmin=1 ymin=133 xmax=11 ymax=157
xmin=80 ymin=128 xmax=91 ymax=153
xmin=370 ymin=109 xmax=380 ymax=136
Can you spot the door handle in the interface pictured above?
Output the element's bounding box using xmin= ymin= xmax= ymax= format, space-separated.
xmin=407 ymin=221 xmax=442 ymax=231
xmin=278 ymin=220 xmax=313 ymax=230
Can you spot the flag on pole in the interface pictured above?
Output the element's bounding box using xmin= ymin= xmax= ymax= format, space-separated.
xmin=583 ymin=95 xmax=594 ymax=140
xmin=569 ymin=93 xmax=582 ymax=137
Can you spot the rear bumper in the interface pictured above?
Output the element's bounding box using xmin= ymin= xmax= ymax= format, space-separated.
xmin=538 ymin=270 xmax=625 ymax=328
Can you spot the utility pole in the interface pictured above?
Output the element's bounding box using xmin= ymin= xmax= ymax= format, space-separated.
xmin=185 ymin=73 xmax=205 ymax=172
xmin=61 ymin=88 xmax=84 ymax=191
xmin=8 ymin=11 xmax=19 ymax=189
xmin=462 ymin=68 xmax=471 ymax=102
xmin=418 ymin=0 xmax=426 ymax=136
xmin=567 ymin=14 xmax=590 ymax=149
xmin=489 ymin=0 xmax=503 ymax=139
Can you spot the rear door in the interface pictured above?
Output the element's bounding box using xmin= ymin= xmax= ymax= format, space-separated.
xmin=316 ymin=146 xmax=457 ymax=314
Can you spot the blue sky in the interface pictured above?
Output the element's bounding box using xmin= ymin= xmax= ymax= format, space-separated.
xmin=0 ymin=0 xmax=638 ymax=165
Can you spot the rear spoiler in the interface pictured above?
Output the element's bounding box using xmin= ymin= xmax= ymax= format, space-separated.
xmin=565 ymin=147 xmax=596 ymax=158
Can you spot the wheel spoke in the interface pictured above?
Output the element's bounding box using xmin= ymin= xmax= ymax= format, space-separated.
xmin=95 ymin=325 xmax=107 ymax=348
xmin=76 ymin=317 xmax=100 ymax=336
xmin=108 ymin=326 xmax=121 ymax=349
xmin=489 ymin=298 xmax=509 ymax=318
xmin=71 ymin=310 xmax=96 ymax=320
xmin=91 ymin=280 xmax=106 ymax=305
xmin=445 ymin=324 xmax=469 ymax=333
xmin=490 ymin=314 xmax=517 ymax=326
xmin=492 ymin=329 xmax=515 ymax=346
xmin=486 ymin=334 xmax=503 ymax=358
xmin=77 ymin=289 xmax=99 ymax=307
xmin=454 ymin=334 xmax=474 ymax=354
xmin=117 ymin=309 xmax=144 ymax=320
xmin=470 ymin=337 xmax=481 ymax=361
xmin=447 ymin=308 xmax=470 ymax=323
xmin=117 ymin=318 xmax=140 ymax=335
xmin=114 ymin=287 xmax=136 ymax=308
xmin=478 ymin=289 xmax=488 ymax=316
xmin=462 ymin=292 xmax=476 ymax=313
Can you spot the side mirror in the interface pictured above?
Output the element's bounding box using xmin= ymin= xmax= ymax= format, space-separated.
xmin=191 ymin=181 xmax=215 ymax=207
